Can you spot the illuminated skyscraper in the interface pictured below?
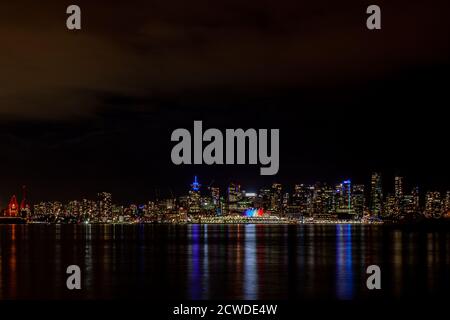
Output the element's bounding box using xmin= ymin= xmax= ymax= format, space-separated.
xmin=227 ymin=182 xmax=241 ymax=213
xmin=228 ymin=182 xmax=241 ymax=203
xmin=291 ymin=184 xmax=311 ymax=215
xmin=188 ymin=176 xmax=201 ymax=214
xmin=257 ymin=187 xmax=272 ymax=210
xmin=402 ymin=194 xmax=415 ymax=217
xmin=210 ymin=187 xmax=220 ymax=205
xmin=394 ymin=176 xmax=404 ymax=199
xmin=352 ymin=184 xmax=365 ymax=217
xmin=394 ymin=176 xmax=404 ymax=217
xmin=338 ymin=180 xmax=352 ymax=212
xmin=313 ymin=183 xmax=334 ymax=220
xmin=282 ymin=192 xmax=290 ymax=211
xmin=425 ymin=191 xmax=442 ymax=218
xmin=412 ymin=186 xmax=420 ymax=213
xmin=385 ymin=194 xmax=396 ymax=217
xmin=98 ymin=192 xmax=112 ymax=222
xmin=370 ymin=172 xmax=383 ymax=217
xmin=270 ymin=183 xmax=282 ymax=213
xmin=444 ymin=191 xmax=450 ymax=217
xmin=334 ymin=180 xmax=355 ymax=218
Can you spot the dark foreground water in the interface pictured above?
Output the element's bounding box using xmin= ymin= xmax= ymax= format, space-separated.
xmin=0 ymin=224 xmax=449 ymax=300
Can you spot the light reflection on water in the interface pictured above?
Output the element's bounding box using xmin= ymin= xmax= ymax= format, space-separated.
xmin=0 ymin=224 xmax=449 ymax=300
xmin=243 ymin=224 xmax=258 ymax=299
xmin=335 ymin=224 xmax=353 ymax=300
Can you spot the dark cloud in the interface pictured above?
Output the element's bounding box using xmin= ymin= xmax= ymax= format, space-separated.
xmin=0 ymin=0 xmax=449 ymax=202
xmin=1 ymin=0 xmax=449 ymax=120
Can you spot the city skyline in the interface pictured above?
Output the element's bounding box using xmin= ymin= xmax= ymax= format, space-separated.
xmin=3 ymin=172 xmax=449 ymax=223
xmin=2 ymin=169 xmax=449 ymax=204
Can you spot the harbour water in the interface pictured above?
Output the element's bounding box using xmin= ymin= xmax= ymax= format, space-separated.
xmin=0 ymin=224 xmax=449 ymax=300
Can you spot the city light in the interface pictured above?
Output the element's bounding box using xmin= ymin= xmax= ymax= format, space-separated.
xmin=1 ymin=174 xmax=449 ymax=225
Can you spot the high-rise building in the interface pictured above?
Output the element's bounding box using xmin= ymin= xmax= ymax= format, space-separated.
xmin=402 ymin=194 xmax=415 ymax=217
xmin=385 ymin=194 xmax=396 ymax=217
xmin=352 ymin=184 xmax=365 ymax=217
xmin=282 ymin=192 xmax=290 ymax=211
xmin=67 ymin=200 xmax=81 ymax=217
xmin=270 ymin=183 xmax=282 ymax=213
xmin=334 ymin=180 xmax=355 ymax=218
xmin=290 ymin=184 xmax=311 ymax=215
xmin=394 ymin=176 xmax=404 ymax=199
xmin=257 ymin=187 xmax=272 ymax=210
xmin=188 ymin=176 xmax=201 ymax=214
xmin=412 ymin=186 xmax=420 ymax=213
xmin=227 ymin=182 xmax=242 ymax=213
xmin=444 ymin=191 xmax=450 ymax=217
xmin=228 ymin=182 xmax=241 ymax=203
xmin=335 ymin=180 xmax=352 ymax=213
xmin=394 ymin=176 xmax=404 ymax=217
xmin=210 ymin=187 xmax=220 ymax=205
xmin=425 ymin=191 xmax=442 ymax=218
xmin=312 ymin=183 xmax=335 ymax=220
xmin=370 ymin=172 xmax=383 ymax=217
xmin=98 ymin=192 xmax=112 ymax=222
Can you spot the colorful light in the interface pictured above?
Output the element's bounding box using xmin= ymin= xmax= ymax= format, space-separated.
xmin=243 ymin=208 xmax=264 ymax=217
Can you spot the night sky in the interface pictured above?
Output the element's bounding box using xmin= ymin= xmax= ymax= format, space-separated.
xmin=0 ymin=0 xmax=449 ymax=205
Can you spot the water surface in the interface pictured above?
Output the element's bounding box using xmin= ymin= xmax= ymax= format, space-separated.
xmin=0 ymin=224 xmax=449 ymax=300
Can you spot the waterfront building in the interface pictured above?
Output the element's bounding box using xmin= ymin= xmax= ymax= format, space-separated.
xmin=370 ymin=172 xmax=383 ymax=217
xmin=352 ymin=184 xmax=365 ymax=218
xmin=425 ymin=191 xmax=442 ymax=218
xmin=188 ymin=176 xmax=201 ymax=214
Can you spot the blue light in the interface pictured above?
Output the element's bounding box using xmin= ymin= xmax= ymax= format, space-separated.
xmin=192 ymin=175 xmax=200 ymax=191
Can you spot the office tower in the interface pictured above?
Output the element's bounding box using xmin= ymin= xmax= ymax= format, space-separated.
xmin=270 ymin=183 xmax=282 ymax=213
xmin=402 ymin=194 xmax=415 ymax=217
xmin=323 ymin=185 xmax=335 ymax=215
xmin=67 ymin=200 xmax=81 ymax=217
xmin=112 ymin=205 xmax=124 ymax=222
xmin=445 ymin=191 xmax=450 ymax=217
xmin=394 ymin=176 xmax=404 ymax=217
xmin=282 ymin=192 xmax=290 ymax=211
xmin=312 ymin=183 xmax=324 ymax=218
xmin=258 ymin=187 xmax=272 ymax=210
xmin=188 ymin=176 xmax=201 ymax=214
xmin=227 ymin=182 xmax=241 ymax=213
xmin=291 ymin=184 xmax=311 ymax=215
xmin=178 ymin=196 xmax=189 ymax=211
xmin=228 ymin=182 xmax=241 ymax=203
xmin=338 ymin=180 xmax=352 ymax=212
xmin=370 ymin=172 xmax=383 ymax=217
xmin=412 ymin=186 xmax=420 ymax=213
xmin=385 ymin=194 xmax=396 ymax=217
xmin=210 ymin=187 xmax=220 ymax=205
xmin=425 ymin=191 xmax=442 ymax=218
xmin=394 ymin=176 xmax=404 ymax=199
xmin=352 ymin=184 xmax=365 ymax=217
xmin=312 ymin=183 xmax=334 ymax=220
xmin=98 ymin=192 xmax=112 ymax=222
